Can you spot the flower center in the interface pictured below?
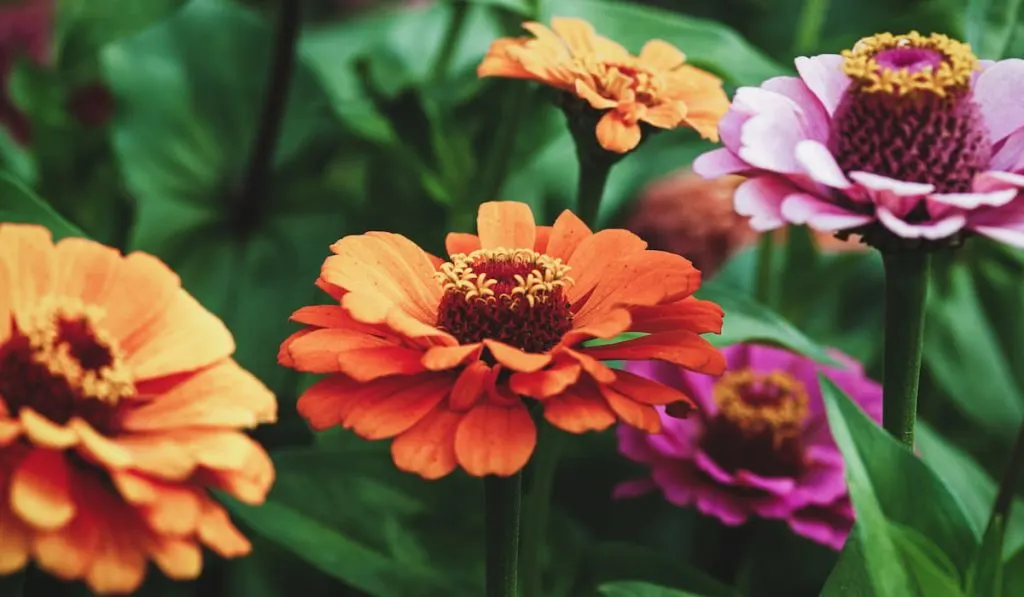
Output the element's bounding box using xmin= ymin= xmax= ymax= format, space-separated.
xmin=0 ymin=297 xmax=134 ymax=433
xmin=576 ymin=57 xmax=664 ymax=107
xmin=435 ymin=248 xmax=574 ymax=354
xmin=700 ymin=368 xmax=810 ymax=478
xmin=829 ymin=31 xmax=990 ymax=194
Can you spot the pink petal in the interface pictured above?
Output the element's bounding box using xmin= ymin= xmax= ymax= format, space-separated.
xmin=795 ymin=140 xmax=851 ymax=188
xmin=617 ymin=424 xmax=657 ymax=463
xmin=876 ymin=207 xmax=966 ymax=239
xmin=929 ymin=189 xmax=1017 ymax=209
xmin=612 ymin=477 xmax=657 ymax=500
xmin=974 ymin=58 xmax=1024 ymax=143
xmin=693 ymin=147 xmax=749 ymax=178
xmin=718 ymin=108 xmax=749 ymax=152
xmin=968 ymin=202 xmax=1024 ymax=246
xmin=788 ymin=507 xmax=852 ymax=551
xmin=780 ymin=193 xmax=874 ymax=230
xmin=734 ymin=176 xmax=791 ymax=230
xmin=991 ymin=131 xmax=1024 ymax=172
xmin=647 ymin=417 xmax=702 ymax=458
xmin=848 ymin=171 xmax=934 ymax=196
xmin=975 ymin=170 xmax=1024 ymax=192
xmin=734 ymin=87 xmax=811 ymax=174
xmin=794 ymin=54 xmax=849 ymax=115
xmin=694 ymin=450 xmax=737 ymax=485
xmin=735 ymin=470 xmax=797 ymax=495
xmin=762 ymin=76 xmax=831 ymax=142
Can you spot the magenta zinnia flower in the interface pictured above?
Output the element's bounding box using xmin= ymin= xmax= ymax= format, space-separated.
xmin=614 ymin=343 xmax=881 ymax=550
xmin=694 ymin=31 xmax=1024 ymax=249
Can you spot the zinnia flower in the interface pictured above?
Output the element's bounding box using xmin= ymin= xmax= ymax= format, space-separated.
xmin=478 ymin=17 xmax=729 ymax=153
xmin=280 ymin=201 xmax=726 ymax=479
xmin=615 ymin=343 xmax=881 ymax=550
xmin=694 ymin=31 xmax=1024 ymax=250
xmin=0 ymin=225 xmax=276 ymax=594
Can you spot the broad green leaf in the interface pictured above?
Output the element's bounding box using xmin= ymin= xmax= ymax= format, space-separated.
xmin=917 ymin=422 xmax=1024 ymax=557
xmin=101 ymin=0 xmax=347 ymax=404
xmin=821 ymin=533 xmax=876 ymax=597
xmin=58 ymin=0 xmax=187 ymax=74
xmin=891 ymin=523 xmax=966 ymax=596
xmin=965 ymin=0 xmax=1024 ymax=58
xmin=819 ymin=376 xmax=913 ymax=597
xmin=966 ymin=516 xmax=1006 ymax=597
xmin=926 ymin=264 xmax=1024 ymax=442
xmin=543 ymin=0 xmax=789 ymax=85
xmin=819 ymin=376 xmax=978 ymax=572
xmin=0 ymin=129 xmax=35 ymax=185
xmin=698 ymin=280 xmax=836 ymax=365
xmin=577 ymin=542 xmax=737 ymax=597
xmin=598 ymin=580 xmax=709 ymax=597
xmin=0 ymin=172 xmax=86 ymax=239
xmin=1003 ymin=546 xmax=1024 ymax=597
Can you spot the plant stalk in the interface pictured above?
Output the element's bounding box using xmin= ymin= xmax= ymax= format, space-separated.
xmin=989 ymin=419 xmax=1024 ymax=533
xmin=485 ymin=473 xmax=523 ymax=597
xmin=575 ymin=157 xmax=612 ymax=227
xmin=880 ymin=251 xmax=931 ymax=447
xmin=520 ymin=423 xmax=565 ymax=597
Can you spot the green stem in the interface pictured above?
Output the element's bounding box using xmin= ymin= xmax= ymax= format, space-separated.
xmin=429 ymin=1 xmax=469 ymax=81
xmin=880 ymin=251 xmax=931 ymax=447
xmin=754 ymin=233 xmax=775 ymax=306
xmin=520 ymin=423 xmax=565 ymax=597
xmin=989 ymin=419 xmax=1024 ymax=533
xmin=575 ymin=157 xmax=613 ymax=227
xmin=485 ymin=473 xmax=522 ymax=597
xmin=793 ymin=0 xmax=830 ymax=55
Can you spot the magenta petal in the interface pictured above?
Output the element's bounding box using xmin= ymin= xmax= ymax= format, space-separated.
xmin=734 ymin=87 xmax=809 ymax=174
xmin=876 ymin=207 xmax=966 ymax=239
xmin=693 ymin=147 xmax=749 ymax=178
xmin=791 ymin=464 xmax=848 ymax=507
xmin=780 ymin=193 xmax=874 ymax=230
xmin=788 ymin=506 xmax=853 ymax=551
xmin=795 ymin=140 xmax=851 ymax=188
xmin=762 ymin=76 xmax=831 ymax=142
xmin=848 ymin=171 xmax=934 ymax=196
xmin=694 ymin=450 xmax=737 ymax=484
xmin=647 ymin=416 xmax=702 ymax=458
xmin=617 ymin=424 xmax=657 ymax=463
xmin=992 ymin=131 xmax=1024 ymax=172
xmin=735 ymin=176 xmax=790 ymax=230
xmin=975 ymin=170 xmax=1024 ymax=192
xmin=929 ymin=189 xmax=1017 ymax=209
xmin=968 ymin=202 xmax=1024 ymax=246
xmin=613 ymin=477 xmax=657 ymax=500
xmin=735 ymin=470 xmax=796 ymax=495
xmin=974 ymin=58 xmax=1024 ymax=143
xmin=794 ymin=54 xmax=849 ymax=115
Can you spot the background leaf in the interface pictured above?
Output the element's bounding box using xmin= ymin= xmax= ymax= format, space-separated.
xmin=0 ymin=172 xmax=86 ymax=239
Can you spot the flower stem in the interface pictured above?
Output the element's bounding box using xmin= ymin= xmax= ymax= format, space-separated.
xmin=754 ymin=233 xmax=775 ymax=306
xmin=575 ymin=156 xmax=613 ymax=227
xmin=988 ymin=419 xmax=1024 ymax=533
xmin=520 ymin=422 xmax=564 ymax=597
xmin=793 ymin=0 xmax=829 ymax=55
xmin=429 ymin=1 xmax=469 ymax=81
xmin=485 ymin=473 xmax=522 ymax=597
xmin=880 ymin=251 xmax=931 ymax=447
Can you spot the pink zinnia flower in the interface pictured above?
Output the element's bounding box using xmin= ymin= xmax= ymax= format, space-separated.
xmin=693 ymin=31 xmax=1024 ymax=250
xmin=614 ymin=343 xmax=881 ymax=550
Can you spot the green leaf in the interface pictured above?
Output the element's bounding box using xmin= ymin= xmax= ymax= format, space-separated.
xmin=965 ymin=0 xmax=1024 ymax=58
xmin=543 ymin=0 xmax=789 ymax=85
xmin=890 ymin=523 xmax=966 ymax=596
xmin=819 ymin=377 xmax=914 ymax=597
xmin=0 ymin=129 xmax=36 ymax=185
xmin=698 ymin=280 xmax=836 ymax=365
xmin=101 ymin=0 xmax=347 ymax=403
xmin=819 ymin=376 xmax=978 ymax=572
xmin=598 ymin=580 xmax=709 ymax=597
xmin=1002 ymin=546 xmax=1024 ymax=597
xmin=0 ymin=171 xmax=86 ymax=239
xmin=966 ymin=516 xmax=1006 ymax=597
xmin=577 ymin=542 xmax=737 ymax=597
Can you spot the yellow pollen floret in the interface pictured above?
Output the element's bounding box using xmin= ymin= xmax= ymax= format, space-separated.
xmin=713 ymin=369 xmax=810 ymax=446
xmin=842 ymin=31 xmax=977 ymax=97
xmin=18 ymin=296 xmax=135 ymax=405
xmin=435 ymin=248 xmax=574 ymax=308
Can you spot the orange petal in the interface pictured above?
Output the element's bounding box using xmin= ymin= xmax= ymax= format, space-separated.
xmin=601 ymin=386 xmax=661 ymax=433
xmin=0 ymin=224 xmax=56 ymax=316
xmin=454 ymin=402 xmax=536 ymax=476
xmin=84 ymin=520 xmax=148 ymax=595
xmin=560 ymin=307 xmax=631 ymax=346
xmin=138 ymin=483 xmax=202 ymax=536
xmin=342 ymin=373 xmax=454 ymax=440
xmin=639 ymin=39 xmax=686 ymax=70
xmin=549 ymin=17 xmax=597 ymax=55
xmin=641 ymin=101 xmax=686 ymax=129
xmin=10 ymin=448 xmax=75 ymax=531
xmin=0 ymin=419 xmax=21 ymax=446
xmin=545 ymin=210 xmax=592 ymax=263
xmin=610 ymin=370 xmax=697 ymax=408
xmin=111 ymin=435 xmax=196 ymax=481
xmin=53 ymin=236 xmax=122 ymax=303
xmin=0 ymin=504 xmax=31 ymax=574
xmin=123 ymin=360 xmax=276 ymax=431
xmin=69 ymin=419 xmax=133 ymax=469
xmin=324 ymin=232 xmax=441 ymax=325
xmin=478 ymin=38 xmax=536 ymax=80
xmin=290 ymin=304 xmax=384 ymax=336
xmin=149 ymin=536 xmax=202 ymax=580
xmin=484 ymin=339 xmax=551 ymax=373
xmin=564 ymin=348 xmax=617 ymax=384
xmin=628 ymin=297 xmax=724 ymax=335
xmin=197 ymin=500 xmax=251 ymax=558
xmin=595 ymin=111 xmax=642 ymax=153
xmin=20 ymin=408 xmax=78 ymax=448
xmin=582 ymin=331 xmax=726 ymax=375
xmin=278 ymin=329 xmax=312 ymax=368
xmin=565 ymin=229 xmax=647 ymax=303
xmin=542 ymin=382 xmax=616 ymax=433
xmin=296 ymin=375 xmax=353 ymax=431
xmin=315 ymin=276 xmax=346 ymax=301
xmin=423 ymin=343 xmax=482 ymax=371
xmin=0 ymin=248 xmax=12 ymax=343
xmin=449 ymin=360 xmax=492 ymax=411
xmin=574 ymin=79 xmax=616 ymax=110
xmin=445 ymin=232 xmax=481 ymax=257
xmin=287 ymin=327 xmax=427 ymax=381
xmin=391 ymin=406 xmax=463 ymax=480
xmin=477 ymin=201 xmax=536 ymax=250
xmin=33 ymin=508 xmax=101 ymax=579
xmin=509 ymin=359 xmax=581 ymax=398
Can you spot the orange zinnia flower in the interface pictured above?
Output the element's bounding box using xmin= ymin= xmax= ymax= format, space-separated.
xmin=281 ymin=202 xmax=725 ymax=479
xmin=0 ymin=225 xmax=276 ymax=594
xmin=477 ymin=17 xmax=729 ymax=153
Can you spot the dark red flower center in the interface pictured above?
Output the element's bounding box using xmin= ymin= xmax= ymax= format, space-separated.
xmin=0 ymin=298 xmax=133 ymax=434
xmin=829 ymin=32 xmax=990 ymax=195
xmin=700 ymin=368 xmax=810 ymax=478
xmin=435 ymin=248 xmax=574 ymax=354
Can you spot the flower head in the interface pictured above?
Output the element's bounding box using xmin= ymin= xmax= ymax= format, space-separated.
xmin=281 ymin=201 xmax=726 ymax=479
xmin=478 ymin=17 xmax=729 ymax=153
xmin=615 ymin=343 xmax=881 ymax=550
xmin=0 ymin=225 xmax=276 ymax=594
xmin=694 ymin=31 xmax=1024 ymax=251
